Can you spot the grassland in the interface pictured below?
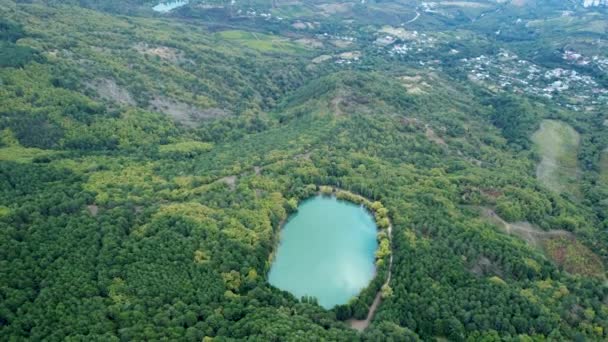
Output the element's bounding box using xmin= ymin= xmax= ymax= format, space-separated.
xmin=270 ymin=4 xmax=317 ymax=18
xmin=216 ymin=30 xmax=307 ymax=54
xmin=532 ymin=120 xmax=580 ymax=197
xmin=0 ymin=145 xmax=56 ymax=163
xmin=600 ymin=149 xmax=608 ymax=186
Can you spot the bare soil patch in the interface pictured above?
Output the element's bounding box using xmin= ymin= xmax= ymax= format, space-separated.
xmin=425 ymin=125 xmax=446 ymax=146
xmin=379 ymin=26 xmax=418 ymax=40
xmin=338 ymin=51 xmax=361 ymax=60
xmin=479 ymin=207 xmax=603 ymax=277
xmin=480 ymin=207 xmax=571 ymax=248
xmin=87 ymin=78 xmax=135 ymax=106
xmin=150 ymin=96 xmax=230 ymax=127
xmin=469 ymin=256 xmax=503 ymax=277
xmin=439 ymin=1 xmax=490 ymax=8
xmin=480 ymin=188 xmax=503 ymax=200
xmin=398 ymin=75 xmax=432 ymax=95
xmin=291 ymin=22 xmax=307 ymax=29
xmin=544 ymin=236 xmax=604 ymax=277
xmin=317 ymin=2 xmax=354 ymax=15
xmin=218 ymin=175 xmax=237 ymax=191
xmin=401 ymin=117 xmax=421 ymax=127
xmin=312 ymin=54 xmax=333 ymax=64
xmin=87 ymin=204 xmax=99 ymax=216
xmin=348 ymin=292 xmax=382 ymax=332
xmin=134 ymin=43 xmax=183 ymax=63
xmin=329 ymin=39 xmax=353 ymax=48
xmin=328 ymin=91 xmax=371 ymax=116
xmin=295 ymin=38 xmax=323 ymax=48
xmin=330 ymin=94 xmax=346 ymax=116
xmin=293 ymin=152 xmax=311 ymax=161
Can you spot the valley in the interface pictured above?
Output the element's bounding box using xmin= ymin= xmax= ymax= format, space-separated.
xmin=1 ymin=0 xmax=608 ymax=340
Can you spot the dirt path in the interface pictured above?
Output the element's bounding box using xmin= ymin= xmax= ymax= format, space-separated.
xmin=348 ymin=224 xmax=393 ymax=331
xmin=479 ymin=207 xmax=607 ymax=278
xmin=406 ymin=11 xmax=420 ymax=24
xmin=480 ymin=207 xmax=572 ymax=247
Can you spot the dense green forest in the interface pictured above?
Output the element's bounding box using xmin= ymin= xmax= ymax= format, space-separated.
xmin=1 ymin=0 xmax=608 ymax=340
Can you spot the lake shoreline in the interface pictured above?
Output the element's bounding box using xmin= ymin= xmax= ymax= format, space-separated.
xmin=265 ymin=186 xmax=393 ymax=329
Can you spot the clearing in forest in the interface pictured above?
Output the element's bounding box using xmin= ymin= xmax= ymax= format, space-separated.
xmin=0 ymin=145 xmax=55 ymax=163
xmin=216 ymin=30 xmax=304 ymax=53
xmin=0 ymin=130 xmax=56 ymax=163
xmin=438 ymin=1 xmax=491 ymax=8
xmin=479 ymin=208 xmax=604 ymax=277
xmin=600 ymin=149 xmax=608 ymax=186
xmin=87 ymin=78 xmax=135 ymax=106
xmin=531 ymin=119 xmax=580 ymax=197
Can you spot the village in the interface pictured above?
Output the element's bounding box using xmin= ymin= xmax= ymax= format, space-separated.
xmin=459 ymin=50 xmax=608 ymax=110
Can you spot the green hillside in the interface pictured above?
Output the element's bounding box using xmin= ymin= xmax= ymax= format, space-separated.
xmin=1 ymin=0 xmax=608 ymax=340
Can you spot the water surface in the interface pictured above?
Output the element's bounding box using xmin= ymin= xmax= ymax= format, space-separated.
xmin=268 ymin=195 xmax=378 ymax=308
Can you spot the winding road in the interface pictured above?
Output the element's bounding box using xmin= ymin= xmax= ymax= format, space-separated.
xmin=406 ymin=11 xmax=420 ymax=24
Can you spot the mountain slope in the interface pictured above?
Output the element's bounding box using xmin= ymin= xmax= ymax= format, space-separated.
xmin=1 ymin=1 xmax=608 ymax=341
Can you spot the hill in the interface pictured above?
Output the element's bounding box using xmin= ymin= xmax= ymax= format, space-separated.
xmin=1 ymin=0 xmax=608 ymax=340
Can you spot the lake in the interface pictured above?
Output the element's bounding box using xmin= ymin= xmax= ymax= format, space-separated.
xmin=268 ymin=195 xmax=378 ymax=309
xmin=153 ymin=0 xmax=188 ymax=13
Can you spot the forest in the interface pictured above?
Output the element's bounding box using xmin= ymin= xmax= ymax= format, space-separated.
xmin=1 ymin=0 xmax=608 ymax=340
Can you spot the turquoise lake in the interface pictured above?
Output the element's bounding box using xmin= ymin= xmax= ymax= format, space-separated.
xmin=268 ymin=195 xmax=378 ymax=309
